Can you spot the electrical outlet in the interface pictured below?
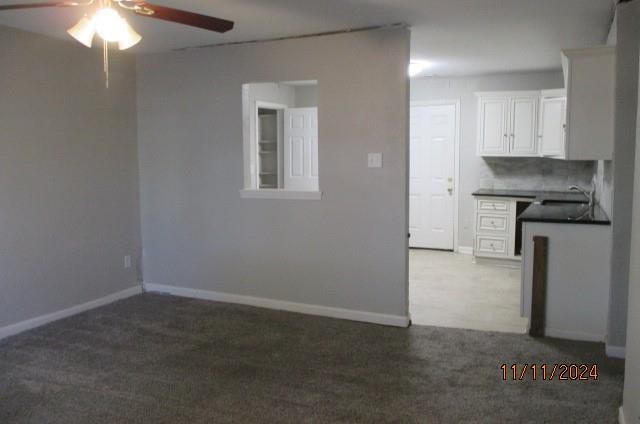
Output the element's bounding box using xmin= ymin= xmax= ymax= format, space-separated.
xmin=124 ymin=255 xmax=132 ymax=269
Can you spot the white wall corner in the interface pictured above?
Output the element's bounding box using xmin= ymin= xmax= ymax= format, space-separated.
xmin=607 ymin=10 xmax=617 ymax=47
xmin=143 ymin=282 xmax=410 ymax=328
xmin=606 ymin=344 xmax=626 ymax=359
xmin=0 ymin=286 xmax=143 ymax=341
xmin=618 ymin=406 xmax=626 ymax=424
xmin=457 ymin=246 xmax=474 ymax=255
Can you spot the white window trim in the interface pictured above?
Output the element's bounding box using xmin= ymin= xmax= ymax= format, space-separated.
xmin=240 ymin=189 xmax=322 ymax=200
xmin=241 ymin=84 xmax=321 ymax=200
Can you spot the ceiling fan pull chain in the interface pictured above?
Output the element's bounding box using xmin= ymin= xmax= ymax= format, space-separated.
xmin=103 ymin=37 xmax=109 ymax=88
xmin=102 ymin=0 xmax=109 ymax=87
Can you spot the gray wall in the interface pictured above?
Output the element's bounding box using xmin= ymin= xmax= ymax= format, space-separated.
xmin=608 ymin=0 xmax=640 ymax=349
xmin=294 ymin=86 xmax=319 ymax=108
xmin=622 ymin=44 xmax=640 ymax=424
xmin=0 ymin=26 xmax=141 ymax=328
xmin=411 ymin=72 xmax=595 ymax=248
xmin=137 ymin=28 xmax=410 ymax=317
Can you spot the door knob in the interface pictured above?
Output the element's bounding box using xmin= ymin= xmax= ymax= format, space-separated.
xmin=447 ymin=177 xmax=454 ymax=194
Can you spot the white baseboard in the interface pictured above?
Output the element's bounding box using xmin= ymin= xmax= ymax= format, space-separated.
xmin=457 ymin=246 xmax=473 ymax=255
xmin=619 ymin=407 xmax=626 ymax=424
xmin=0 ymin=286 xmax=142 ymax=341
xmin=545 ymin=328 xmax=604 ymax=343
xmin=144 ymin=283 xmax=410 ymax=328
xmin=606 ymin=345 xmax=626 ymax=359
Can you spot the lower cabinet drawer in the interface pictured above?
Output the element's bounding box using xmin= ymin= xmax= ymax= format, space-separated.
xmin=477 ymin=213 xmax=509 ymax=233
xmin=475 ymin=235 xmax=509 ymax=257
xmin=477 ymin=199 xmax=510 ymax=213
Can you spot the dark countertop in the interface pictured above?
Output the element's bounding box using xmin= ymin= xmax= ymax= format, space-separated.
xmin=518 ymin=203 xmax=611 ymax=225
xmin=472 ymin=188 xmax=611 ymax=225
xmin=472 ymin=189 xmax=587 ymax=203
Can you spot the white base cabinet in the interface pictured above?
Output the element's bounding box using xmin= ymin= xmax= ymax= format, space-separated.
xmin=474 ymin=197 xmax=531 ymax=261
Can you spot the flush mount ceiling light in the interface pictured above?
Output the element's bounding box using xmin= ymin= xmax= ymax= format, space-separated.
xmin=0 ymin=0 xmax=234 ymax=87
xmin=408 ymin=60 xmax=434 ymax=78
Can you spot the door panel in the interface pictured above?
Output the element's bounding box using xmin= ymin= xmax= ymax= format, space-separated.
xmin=409 ymin=104 xmax=457 ymax=250
xmin=290 ymin=136 xmax=304 ymax=176
xmin=540 ymin=97 xmax=566 ymax=157
xmin=478 ymin=98 xmax=508 ymax=155
xmin=510 ymin=96 xmax=539 ymax=156
xmin=284 ymin=108 xmax=319 ymax=191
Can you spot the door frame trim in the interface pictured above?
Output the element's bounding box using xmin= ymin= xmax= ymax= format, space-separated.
xmin=409 ymin=99 xmax=461 ymax=252
xmin=254 ymin=100 xmax=287 ymax=189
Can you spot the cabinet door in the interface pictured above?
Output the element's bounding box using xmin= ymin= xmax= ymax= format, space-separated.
xmin=539 ymin=96 xmax=566 ymax=157
xmin=477 ymin=97 xmax=509 ymax=156
xmin=509 ymin=95 xmax=539 ymax=156
xmin=563 ymin=47 xmax=615 ymax=160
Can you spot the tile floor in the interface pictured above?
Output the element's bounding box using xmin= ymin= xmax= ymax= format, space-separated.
xmin=409 ymin=249 xmax=529 ymax=333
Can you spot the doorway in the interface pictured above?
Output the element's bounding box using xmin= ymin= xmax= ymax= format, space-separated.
xmin=407 ymin=99 xmax=528 ymax=334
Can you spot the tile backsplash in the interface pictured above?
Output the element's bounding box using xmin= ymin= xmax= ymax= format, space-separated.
xmin=479 ymin=158 xmax=596 ymax=191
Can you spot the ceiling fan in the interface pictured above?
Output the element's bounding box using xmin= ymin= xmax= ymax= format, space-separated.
xmin=0 ymin=0 xmax=235 ymax=85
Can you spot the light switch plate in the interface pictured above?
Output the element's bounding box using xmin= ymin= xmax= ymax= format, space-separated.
xmin=368 ymin=153 xmax=383 ymax=168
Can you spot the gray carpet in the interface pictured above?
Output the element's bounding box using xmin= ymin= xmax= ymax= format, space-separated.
xmin=0 ymin=293 xmax=625 ymax=423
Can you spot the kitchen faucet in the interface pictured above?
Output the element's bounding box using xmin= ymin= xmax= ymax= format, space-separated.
xmin=569 ymin=184 xmax=595 ymax=210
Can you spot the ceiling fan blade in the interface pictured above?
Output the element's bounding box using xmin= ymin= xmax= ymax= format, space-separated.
xmin=131 ymin=2 xmax=234 ymax=33
xmin=0 ymin=1 xmax=82 ymax=10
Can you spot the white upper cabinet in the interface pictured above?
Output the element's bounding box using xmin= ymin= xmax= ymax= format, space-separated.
xmin=539 ymin=89 xmax=567 ymax=158
xmin=509 ymin=95 xmax=539 ymax=156
xmin=562 ymin=46 xmax=615 ymax=160
xmin=477 ymin=45 xmax=615 ymax=160
xmin=477 ymin=91 xmax=539 ymax=157
xmin=478 ymin=96 xmax=509 ymax=156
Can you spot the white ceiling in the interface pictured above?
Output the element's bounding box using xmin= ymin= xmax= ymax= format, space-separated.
xmin=0 ymin=0 xmax=614 ymax=76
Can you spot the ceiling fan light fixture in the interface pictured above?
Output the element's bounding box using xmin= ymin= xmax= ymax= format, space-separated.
xmin=93 ymin=7 xmax=127 ymax=42
xmin=8 ymin=0 xmax=234 ymax=87
xmin=118 ymin=21 xmax=142 ymax=50
xmin=67 ymin=16 xmax=95 ymax=48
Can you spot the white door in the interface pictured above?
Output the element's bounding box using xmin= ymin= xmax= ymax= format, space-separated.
xmin=284 ymin=108 xmax=319 ymax=191
xmin=509 ymin=95 xmax=539 ymax=156
xmin=410 ymin=103 xmax=456 ymax=250
xmin=539 ymin=96 xmax=566 ymax=157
